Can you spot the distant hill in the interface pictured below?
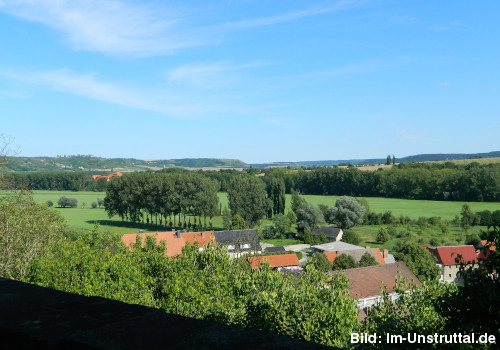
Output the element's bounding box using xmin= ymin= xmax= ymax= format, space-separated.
xmin=4 ymin=151 xmax=499 ymax=173
xmin=249 ymin=151 xmax=500 ymax=168
xmin=4 ymin=156 xmax=249 ymax=173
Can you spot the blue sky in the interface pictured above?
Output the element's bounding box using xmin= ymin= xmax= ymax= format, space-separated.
xmin=1 ymin=0 xmax=499 ymax=163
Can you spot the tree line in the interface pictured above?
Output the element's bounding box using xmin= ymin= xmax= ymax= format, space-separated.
xmin=2 ymin=172 xmax=108 ymax=191
xmin=268 ymin=162 xmax=500 ymax=202
xmin=104 ymin=172 xmax=220 ymax=229
xmin=3 ymin=161 xmax=500 ymax=202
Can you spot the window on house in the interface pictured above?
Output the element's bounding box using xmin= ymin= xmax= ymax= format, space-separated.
xmin=241 ymin=243 xmax=250 ymax=249
xmin=227 ymin=245 xmax=235 ymax=250
xmin=198 ymin=247 xmax=205 ymax=252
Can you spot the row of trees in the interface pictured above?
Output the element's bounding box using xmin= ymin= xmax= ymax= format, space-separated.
xmin=2 ymin=172 xmax=108 ymax=191
xmin=264 ymin=162 xmax=500 ymax=202
xmin=4 ymin=160 xmax=500 ymax=202
xmin=104 ymin=172 xmax=219 ymax=229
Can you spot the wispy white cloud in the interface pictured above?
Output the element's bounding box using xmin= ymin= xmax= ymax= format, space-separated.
xmin=0 ymin=0 xmax=357 ymax=57
xmin=394 ymin=129 xmax=418 ymax=140
xmin=287 ymin=58 xmax=403 ymax=81
xmin=167 ymin=60 xmax=275 ymax=88
xmin=0 ymin=67 xmax=268 ymax=117
xmin=215 ymin=1 xmax=353 ymax=30
xmin=0 ymin=0 xmax=204 ymax=56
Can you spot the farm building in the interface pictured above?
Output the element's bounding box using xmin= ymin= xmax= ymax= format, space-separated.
xmin=121 ymin=230 xmax=215 ymax=258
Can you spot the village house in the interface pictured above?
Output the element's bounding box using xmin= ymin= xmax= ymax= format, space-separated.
xmin=264 ymin=246 xmax=286 ymax=253
xmin=425 ymin=245 xmax=478 ymax=284
xmin=338 ymin=262 xmax=422 ymax=319
xmin=91 ymin=171 xmax=123 ymax=181
xmin=311 ymin=226 xmax=343 ymax=241
xmin=213 ymin=229 xmax=262 ymax=258
xmin=312 ymin=241 xmax=395 ymax=265
xmin=247 ymin=253 xmax=301 ymax=271
xmin=476 ymin=240 xmax=496 ymax=260
xmin=121 ymin=230 xmax=215 ymax=258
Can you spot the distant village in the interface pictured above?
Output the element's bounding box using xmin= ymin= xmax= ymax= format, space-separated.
xmin=120 ymin=226 xmax=495 ymax=320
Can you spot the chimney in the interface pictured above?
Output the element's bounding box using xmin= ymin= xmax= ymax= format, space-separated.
xmin=176 ymin=230 xmax=181 ymax=239
xmin=383 ymin=249 xmax=388 ymax=258
xmin=365 ymin=246 xmax=370 ymax=249
xmin=201 ymin=232 xmax=204 ymax=238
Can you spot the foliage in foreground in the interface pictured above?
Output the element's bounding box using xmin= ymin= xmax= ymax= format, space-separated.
xmin=361 ymin=281 xmax=456 ymax=349
xmin=0 ymin=191 xmax=66 ymax=280
xmin=26 ymin=225 xmax=359 ymax=347
xmin=4 ymin=191 xmax=498 ymax=348
xmin=361 ymin=230 xmax=500 ymax=349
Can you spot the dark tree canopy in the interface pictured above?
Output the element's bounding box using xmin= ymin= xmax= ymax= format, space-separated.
xmin=358 ymin=252 xmax=379 ymax=267
xmin=307 ymin=252 xmax=331 ymax=272
xmin=266 ymin=176 xmax=286 ymax=216
xmin=227 ymin=175 xmax=267 ymax=227
xmin=393 ymin=240 xmax=441 ymax=281
xmin=341 ymin=230 xmax=361 ymax=245
xmin=332 ymin=254 xmax=357 ymax=270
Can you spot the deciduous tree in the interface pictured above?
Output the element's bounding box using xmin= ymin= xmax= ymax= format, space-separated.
xmin=227 ymin=175 xmax=267 ymax=227
xmin=325 ymin=196 xmax=366 ymax=229
xmin=392 ymin=240 xmax=440 ymax=281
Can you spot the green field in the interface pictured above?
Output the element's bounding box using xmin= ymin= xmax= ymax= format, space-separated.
xmin=26 ymin=191 xmax=500 ymax=236
xmin=219 ymin=193 xmax=500 ymax=220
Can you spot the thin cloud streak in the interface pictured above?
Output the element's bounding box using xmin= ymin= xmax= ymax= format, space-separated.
xmin=0 ymin=0 xmax=205 ymax=56
xmin=0 ymin=0 xmax=357 ymax=57
xmin=0 ymin=68 xmax=269 ymax=118
xmin=215 ymin=1 xmax=353 ymax=30
xmin=167 ymin=60 xmax=276 ymax=88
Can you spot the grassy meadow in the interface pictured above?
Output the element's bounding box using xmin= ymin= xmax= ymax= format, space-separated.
xmin=27 ymin=191 xmax=500 ymax=242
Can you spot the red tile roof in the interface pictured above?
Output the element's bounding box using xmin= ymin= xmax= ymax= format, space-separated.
xmin=323 ymin=251 xmax=340 ymax=263
xmin=372 ymin=248 xmax=386 ymax=265
xmin=478 ymin=240 xmax=496 ymax=260
xmin=248 ymin=253 xmax=300 ymax=269
xmin=342 ymin=262 xmax=422 ymax=299
xmin=121 ymin=231 xmax=215 ymax=257
xmin=426 ymin=245 xmax=478 ymax=265
xmin=92 ymin=171 xmax=123 ymax=181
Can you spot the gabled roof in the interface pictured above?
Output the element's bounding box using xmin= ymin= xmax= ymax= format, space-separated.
xmin=312 ymin=241 xmax=364 ymax=252
xmin=311 ymin=226 xmax=342 ymax=238
xmin=265 ymin=246 xmax=286 ymax=253
xmin=323 ymin=251 xmax=340 ymax=263
xmin=426 ymin=245 xmax=478 ymax=265
xmin=341 ymin=262 xmax=422 ymax=299
xmin=183 ymin=231 xmax=214 ymax=247
xmin=323 ymin=248 xmax=385 ymax=265
xmin=121 ymin=231 xmax=215 ymax=257
xmin=248 ymin=253 xmax=300 ymax=269
xmin=213 ymin=229 xmax=261 ymax=251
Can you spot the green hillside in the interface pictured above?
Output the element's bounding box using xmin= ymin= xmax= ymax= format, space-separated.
xmin=4 ymin=156 xmax=249 ymax=173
